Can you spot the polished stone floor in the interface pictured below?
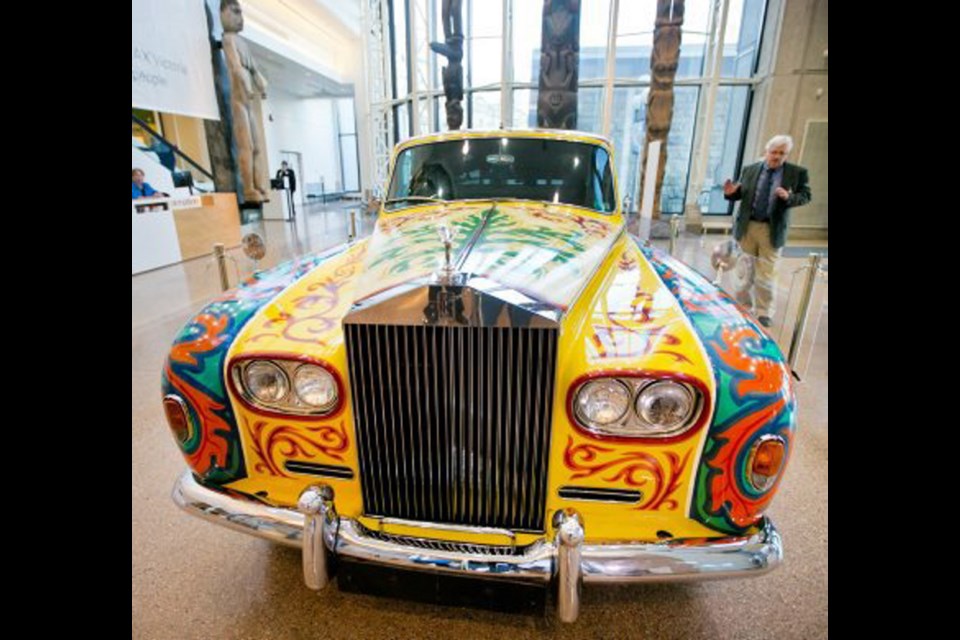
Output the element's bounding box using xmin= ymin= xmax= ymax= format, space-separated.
xmin=132 ymin=204 xmax=827 ymax=639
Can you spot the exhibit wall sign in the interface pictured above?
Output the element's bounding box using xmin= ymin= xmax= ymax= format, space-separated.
xmin=132 ymin=0 xmax=219 ymax=120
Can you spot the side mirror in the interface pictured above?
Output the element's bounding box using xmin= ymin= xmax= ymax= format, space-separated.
xmin=710 ymin=239 xmax=739 ymax=285
xmin=242 ymin=232 xmax=266 ymax=273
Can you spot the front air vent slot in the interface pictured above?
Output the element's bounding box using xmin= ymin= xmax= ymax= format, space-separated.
xmin=283 ymin=461 xmax=355 ymax=479
xmin=558 ymin=486 xmax=643 ymax=503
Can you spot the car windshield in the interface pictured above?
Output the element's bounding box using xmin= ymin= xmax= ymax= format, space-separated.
xmin=385 ymin=137 xmax=617 ymax=213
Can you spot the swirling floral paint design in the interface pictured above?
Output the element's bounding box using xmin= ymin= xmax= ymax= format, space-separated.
xmin=246 ymin=418 xmax=350 ymax=477
xmin=705 ymin=325 xmax=794 ymax=526
xmin=638 ymin=241 xmax=796 ymax=534
xmin=355 ymin=202 xmax=620 ymax=309
xmin=160 ymin=247 xmax=348 ymax=485
xmin=529 ymin=208 xmax=612 ymax=239
xmin=563 ymin=437 xmax=690 ymax=511
xmin=368 ymin=206 xmax=485 ymax=275
xmin=460 ymin=203 xmax=620 ymax=308
xmin=586 ymin=248 xmax=692 ymax=362
xmin=246 ymin=242 xmax=367 ymax=346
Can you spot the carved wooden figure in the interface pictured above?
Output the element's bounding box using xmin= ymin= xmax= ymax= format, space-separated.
xmin=537 ymin=0 xmax=581 ymax=130
xmin=641 ymin=0 xmax=684 ymax=219
xmin=221 ymin=0 xmax=270 ymax=204
xmin=430 ymin=0 xmax=464 ymax=130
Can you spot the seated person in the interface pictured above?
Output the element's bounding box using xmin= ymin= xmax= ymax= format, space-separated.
xmin=409 ymin=162 xmax=454 ymax=200
xmin=132 ymin=168 xmax=167 ymax=199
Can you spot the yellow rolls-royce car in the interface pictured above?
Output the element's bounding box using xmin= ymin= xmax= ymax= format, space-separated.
xmin=162 ymin=130 xmax=795 ymax=622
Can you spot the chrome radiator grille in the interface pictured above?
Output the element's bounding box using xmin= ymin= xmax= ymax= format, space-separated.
xmin=345 ymin=324 xmax=558 ymax=532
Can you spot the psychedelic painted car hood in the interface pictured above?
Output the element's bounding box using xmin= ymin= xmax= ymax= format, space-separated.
xmin=351 ymin=201 xmax=624 ymax=315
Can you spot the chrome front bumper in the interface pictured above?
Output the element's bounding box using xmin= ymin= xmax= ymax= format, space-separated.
xmin=173 ymin=471 xmax=782 ymax=622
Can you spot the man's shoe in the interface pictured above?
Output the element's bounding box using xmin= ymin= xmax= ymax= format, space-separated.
xmin=758 ymin=316 xmax=773 ymax=328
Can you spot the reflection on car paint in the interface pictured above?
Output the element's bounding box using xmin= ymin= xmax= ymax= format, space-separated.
xmin=586 ymin=249 xmax=692 ymax=363
xmin=356 ymin=201 xmax=621 ymax=310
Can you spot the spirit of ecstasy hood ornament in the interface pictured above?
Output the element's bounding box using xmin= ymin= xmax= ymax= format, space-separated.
xmin=437 ymin=224 xmax=455 ymax=281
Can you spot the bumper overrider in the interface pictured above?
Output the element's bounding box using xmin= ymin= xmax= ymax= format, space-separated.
xmin=173 ymin=470 xmax=782 ymax=622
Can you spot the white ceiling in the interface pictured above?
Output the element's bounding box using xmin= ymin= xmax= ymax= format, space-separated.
xmin=307 ymin=0 xmax=360 ymax=36
xmin=258 ymin=0 xmax=360 ymax=38
xmin=247 ymin=38 xmax=354 ymax=99
xmin=236 ymin=0 xmax=361 ymax=97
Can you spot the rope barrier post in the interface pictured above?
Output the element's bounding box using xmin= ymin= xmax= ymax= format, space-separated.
xmin=786 ymin=253 xmax=822 ymax=371
xmin=669 ymin=215 xmax=681 ymax=256
xmin=213 ymin=243 xmax=229 ymax=292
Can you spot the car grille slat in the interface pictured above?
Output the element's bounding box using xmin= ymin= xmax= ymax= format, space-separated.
xmin=376 ymin=327 xmax=396 ymax=513
xmin=433 ymin=326 xmax=445 ymax=523
xmin=478 ymin=329 xmax=494 ymax=522
xmin=528 ymin=330 xmax=546 ymax=519
xmin=346 ymin=323 xmax=557 ymax=532
xmin=501 ymin=329 xmax=510 ymax=524
xmin=466 ymin=327 xmax=475 ymax=524
xmin=393 ymin=326 xmax=412 ymax=513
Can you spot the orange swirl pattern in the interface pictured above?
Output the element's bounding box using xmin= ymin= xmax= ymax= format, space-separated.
xmin=706 ymin=325 xmax=793 ymax=526
xmin=563 ymin=437 xmax=690 ymax=510
xmin=165 ymin=313 xmax=235 ymax=474
xmin=639 ymin=242 xmax=797 ymax=534
xmin=714 ymin=325 xmax=791 ymax=396
xmin=246 ymin=418 xmax=350 ymax=477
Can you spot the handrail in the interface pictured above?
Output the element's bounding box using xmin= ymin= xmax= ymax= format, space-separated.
xmin=132 ymin=114 xmax=215 ymax=182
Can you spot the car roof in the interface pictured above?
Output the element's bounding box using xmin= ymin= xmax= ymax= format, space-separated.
xmin=395 ymin=128 xmax=614 ymax=153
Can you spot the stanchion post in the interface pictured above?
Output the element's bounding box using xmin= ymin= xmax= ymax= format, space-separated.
xmin=786 ymin=253 xmax=822 ymax=370
xmin=669 ymin=215 xmax=681 ymax=256
xmin=213 ymin=243 xmax=230 ymax=292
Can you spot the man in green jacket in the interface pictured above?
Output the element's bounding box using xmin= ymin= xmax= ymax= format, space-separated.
xmin=723 ymin=134 xmax=811 ymax=327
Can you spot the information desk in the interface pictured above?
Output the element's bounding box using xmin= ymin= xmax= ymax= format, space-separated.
xmin=132 ymin=193 xmax=241 ymax=275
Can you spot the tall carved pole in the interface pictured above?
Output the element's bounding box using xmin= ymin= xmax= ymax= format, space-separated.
xmin=641 ymin=0 xmax=684 ymax=219
xmin=537 ymin=0 xmax=581 ymax=130
xmin=203 ymin=0 xmax=238 ymax=196
xmin=430 ymin=0 xmax=464 ymax=130
xmin=220 ymin=0 xmax=271 ymax=204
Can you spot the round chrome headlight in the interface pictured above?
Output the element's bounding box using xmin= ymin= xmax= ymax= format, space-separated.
xmin=244 ymin=361 xmax=289 ymax=403
xmin=293 ymin=365 xmax=338 ymax=410
xmin=635 ymin=381 xmax=695 ymax=434
xmin=575 ymin=379 xmax=631 ymax=428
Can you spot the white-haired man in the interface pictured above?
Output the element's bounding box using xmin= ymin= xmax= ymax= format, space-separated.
xmin=723 ymin=134 xmax=811 ymax=328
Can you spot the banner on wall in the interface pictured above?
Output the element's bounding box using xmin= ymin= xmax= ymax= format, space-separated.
xmin=132 ymin=0 xmax=219 ymax=120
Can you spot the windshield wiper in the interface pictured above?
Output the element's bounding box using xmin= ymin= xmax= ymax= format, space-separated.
xmin=384 ymin=195 xmax=447 ymax=207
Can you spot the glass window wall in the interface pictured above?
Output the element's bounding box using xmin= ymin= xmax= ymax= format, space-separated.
xmin=380 ymin=0 xmax=769 ymax=214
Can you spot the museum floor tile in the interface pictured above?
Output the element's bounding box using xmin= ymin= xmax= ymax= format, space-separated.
xmin=132 ymin=211 xmax=827 ymax=639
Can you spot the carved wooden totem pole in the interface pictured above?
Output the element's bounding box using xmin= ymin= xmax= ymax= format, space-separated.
xmin=204 ymin=0 xmax=237 ymax=196
xmin=430 ymin=0 xmax=464 ymax=130
xmin=641 ymin=0 xmax=684 ymax=219
xmin=220 ymin=0 xmax=270 ymax=204
xmin=537 ymin=0 xmax=581 ymax=129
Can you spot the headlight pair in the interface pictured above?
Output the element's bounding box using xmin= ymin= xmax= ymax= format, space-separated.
xmin=572 ymin=377 xmax=703 ymax=439
xmin=233 ymin=359 xmax=340 ymax=415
